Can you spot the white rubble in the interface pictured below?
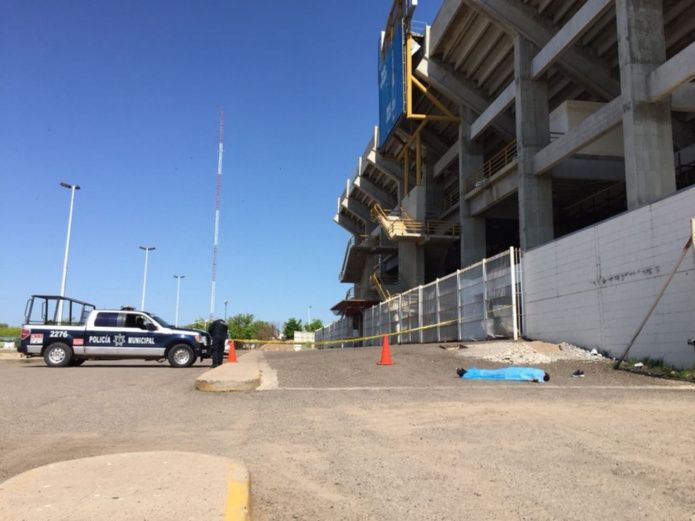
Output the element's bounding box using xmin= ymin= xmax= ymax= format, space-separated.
xmin=456 ymin=340 xmax=605 ymax=365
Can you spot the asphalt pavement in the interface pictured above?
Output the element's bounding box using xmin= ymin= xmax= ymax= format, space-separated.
xmin=1 ymin=345 xmax=694 ymax=520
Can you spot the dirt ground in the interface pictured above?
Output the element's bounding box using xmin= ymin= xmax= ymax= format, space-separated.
xmin=1 ymin=343 xmax=694 ymax=520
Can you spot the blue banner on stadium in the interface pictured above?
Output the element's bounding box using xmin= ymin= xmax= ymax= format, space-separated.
xmin=378 ymin=20 xmax=405 ymax=148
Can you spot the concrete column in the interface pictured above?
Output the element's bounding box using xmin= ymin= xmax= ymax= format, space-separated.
xmin=514 ymin=36 xmax=554 ymax=250
xmin=399 ymin=242 xmax=425 ymax=289
xmin=398 ymin=187 xmax=426 ymax=289
xmin=459 ymin=107 xmax=486 ymax=266
xmin=616 ymin=0 xmax=675 ymax=209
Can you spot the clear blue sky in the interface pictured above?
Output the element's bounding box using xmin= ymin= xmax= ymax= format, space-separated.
xmin=0 ymin=0 xmax=441 ymax=327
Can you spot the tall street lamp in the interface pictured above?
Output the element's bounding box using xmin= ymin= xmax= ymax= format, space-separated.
xmin=224 ymin=299 xmax=229 ymax=321
xmin=57 ymin=182 xmax=80 ymax=323
xmin=307 ymin=305 xmax=312 ymax=325
xmin=139 ymin=246 xmax=156 ymax=310
xmin=174 ymin=275 xmax=185 ymax=327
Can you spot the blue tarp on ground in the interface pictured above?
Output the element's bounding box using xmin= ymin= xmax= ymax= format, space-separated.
xmin=460 ymin=367 xmax=548 ymax=382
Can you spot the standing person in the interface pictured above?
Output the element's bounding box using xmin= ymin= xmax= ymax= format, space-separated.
xmin=207 ymin=318 xmax=228 ymax=367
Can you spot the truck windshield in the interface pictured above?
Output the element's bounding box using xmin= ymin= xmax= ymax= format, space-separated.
xmin=149 ymin=315 xmax=172 ymax=328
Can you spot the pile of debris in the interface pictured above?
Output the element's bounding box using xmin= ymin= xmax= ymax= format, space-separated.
xmin=455 ymin=340 xmax=605 ymax=365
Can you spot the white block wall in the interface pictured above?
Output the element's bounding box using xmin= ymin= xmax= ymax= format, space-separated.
xmin=523 ymin=186 xmax=695 ymax=368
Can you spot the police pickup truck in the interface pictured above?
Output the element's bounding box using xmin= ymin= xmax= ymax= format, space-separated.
xmin=19 ymin=295 xmax=210 ymax=368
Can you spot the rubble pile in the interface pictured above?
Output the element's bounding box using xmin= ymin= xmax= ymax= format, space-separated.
xmin=456 ymin=340 xmax=605 ymax=365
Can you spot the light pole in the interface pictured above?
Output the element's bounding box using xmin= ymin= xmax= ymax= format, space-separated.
xmin=224 ymin=299 xmax=229 ymax=321
xmin=139 ymin=246 xmax=156 ymax=310
xmin=307 ymin=305 xmax=312 ymax=326
xmin=57 ymin=182 xmax=80 ymax=323
xmin=173 ymin=275 xmax=185 ymax=327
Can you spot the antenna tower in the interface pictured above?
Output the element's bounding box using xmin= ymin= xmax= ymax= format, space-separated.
xmin=209 ymin=111 xmax=224 ymax=321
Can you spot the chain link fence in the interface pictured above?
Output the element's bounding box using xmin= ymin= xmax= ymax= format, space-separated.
xmin=317 ymin=248 xmax=522 ymax=347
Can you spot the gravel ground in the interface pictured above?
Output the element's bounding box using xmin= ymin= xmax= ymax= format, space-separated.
xmin=1 ymin=346 xmax=694 ymax=521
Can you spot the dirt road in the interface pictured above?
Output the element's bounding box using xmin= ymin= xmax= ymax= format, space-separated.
xmin=1 ymin=345 xmax=694 ymax=520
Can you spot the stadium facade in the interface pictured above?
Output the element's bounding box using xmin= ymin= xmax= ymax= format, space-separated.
xmin=319 ymin=0 xmax=695 ymax=367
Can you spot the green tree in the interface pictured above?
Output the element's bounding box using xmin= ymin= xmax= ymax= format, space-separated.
xmin=304 ymin=319 xmax=323 ymax=332
xmin=228 ymin=314 xmax=256 ymax=339
xmin=186 ymin=318 xmax=207 ymax=330
xmin=283 ymin=318 xmax=303 ymax=340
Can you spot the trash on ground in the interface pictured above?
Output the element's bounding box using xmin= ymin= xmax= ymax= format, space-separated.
xmin=590 ymin=348 xmax=599 ymax=356
xmin=439 ymin=344 xmax=466 ymax=350
xmin=571 ymin=369 xmax=585 ymax=377
xmin=633 ymin=362 xmax=644 ymax=368
xmin=456 ymin=367 xmax=549 ymax=383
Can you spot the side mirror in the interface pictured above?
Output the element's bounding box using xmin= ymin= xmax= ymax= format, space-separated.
xmin=146 ymin=323 xmax=157 ymax=331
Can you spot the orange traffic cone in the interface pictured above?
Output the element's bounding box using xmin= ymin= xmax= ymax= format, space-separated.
xmin=377 ymin=335 xmax=394 ymax=365
xmin=227 ymin=340 xmax=237 ymax=363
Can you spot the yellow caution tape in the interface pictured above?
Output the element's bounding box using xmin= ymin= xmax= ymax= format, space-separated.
xmin=230 ymin=318 xmax=460 ymax=347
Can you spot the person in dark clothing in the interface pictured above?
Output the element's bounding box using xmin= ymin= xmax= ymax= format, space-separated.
xmin=207 ymin=318 xmax=229 ymax=367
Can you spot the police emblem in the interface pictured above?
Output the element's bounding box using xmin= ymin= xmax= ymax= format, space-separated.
xmin=114 ymin=334 xmax=126 ymax=347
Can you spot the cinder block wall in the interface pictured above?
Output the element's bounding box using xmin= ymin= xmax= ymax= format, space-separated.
xmin=523 ymin=186 xmax=695 ymax=368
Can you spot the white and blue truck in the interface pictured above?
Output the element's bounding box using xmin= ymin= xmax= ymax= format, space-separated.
xmin=19 ymin=295 xmax=210 ymax=368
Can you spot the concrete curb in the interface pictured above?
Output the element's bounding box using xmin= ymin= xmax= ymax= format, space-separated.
xmin=0 ymin=451 xmax=251 ymax=521
xmin=0 ymin=351 xmax=30 ymax=362
xmin=195 ymin=351 xmax=262 ymax=392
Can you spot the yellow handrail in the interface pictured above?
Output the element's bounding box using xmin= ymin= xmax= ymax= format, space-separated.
xmin=464 ymin=140 xmax=518 ymax=193
xmin=370 ymin=272 xmax=392 ymax=301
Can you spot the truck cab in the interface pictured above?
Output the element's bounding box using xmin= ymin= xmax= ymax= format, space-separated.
xmin=19 ymin=295 xmax=210 ymax=368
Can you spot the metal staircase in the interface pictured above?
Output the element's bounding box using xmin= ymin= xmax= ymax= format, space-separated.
xmin=370 ymin=204 xmax=459 ymax=241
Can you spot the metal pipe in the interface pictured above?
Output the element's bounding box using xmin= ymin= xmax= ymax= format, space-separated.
xmin=140 ymin=246 xmax=155 ymax=310
xmin=174 ymin=275 xmax=185 ymax=327
xmin=57 ymin=182 xmax=81 ymax=323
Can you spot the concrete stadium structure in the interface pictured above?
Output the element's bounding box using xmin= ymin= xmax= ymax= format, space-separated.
xmin=327 ymin=0 xmax=695 ymax=364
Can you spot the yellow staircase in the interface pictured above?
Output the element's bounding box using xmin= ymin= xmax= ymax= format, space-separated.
xmin=370 ymin=204 xmax=459 ymax=241
xmin=369 ymin=272 xmax=392 ymax=301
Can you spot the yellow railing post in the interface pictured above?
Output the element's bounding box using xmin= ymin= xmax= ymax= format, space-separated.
xmin=415 ymin=131 xmax=422 ymax=186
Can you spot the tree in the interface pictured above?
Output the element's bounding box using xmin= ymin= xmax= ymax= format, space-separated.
xmin=304 ymin=319 xmax=323 ymax=332
xmin=228 ymin=314 xmax=256 ymax=339
xmin=283 ymin=318 xmax=303 ymax=340
xmin=186 ymin=318 xmax=207 ymax=330
xmin=253 ymin=321 xmax=278 ymax=340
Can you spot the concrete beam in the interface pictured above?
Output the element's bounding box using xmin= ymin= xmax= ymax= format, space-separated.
xmin=354 ymin=176 xmax=395 ymax=208
xmin=532 ymin=0 xmax=615 ymax=79
xmin=419 ymin=128 xmax=450 ymax=156
xmin=672 ymin=83 xmax=695 ymax=112
xmin=648 ymin=41 xmax=695 ymax=101
xmin=534 ymin=97 xmax=622 ymax=175
xmin=466 ymin=0 xmax=621 ymax=99
xmin=468 ymin=172 xmax=518 ymax=216
xmin=415 ymin=57 xmax=516 ymax=139
xmin=366 ymin=148 xmax=402 ymax=182
xmin=434 ymin=142 xmax=459 ymax=178
xmin=342 ymin=198 xmax=371 ymax=224
xmin=468 ymin=0 xmax=614 ymax=141
xmin=430 ymin=0 xmax=464 ymax=56
xmin=470 ymin=82 xmax=515 ymax=140
xmin=334 ymin=214 xmax=363 ymax=236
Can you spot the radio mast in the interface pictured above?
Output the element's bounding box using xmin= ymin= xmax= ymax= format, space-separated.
xmin=209 ymin=111 xmax=224 ymax=321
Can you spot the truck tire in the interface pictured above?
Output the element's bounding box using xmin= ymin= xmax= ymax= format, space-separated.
xmin=44 ymin=343 xmax=73 ymax=368
xmin=168 ymin=344 xmax=194 ymax=368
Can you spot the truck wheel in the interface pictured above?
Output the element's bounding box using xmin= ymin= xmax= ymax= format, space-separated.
xmin=44 ymin=343 xmax=73 ymax=368
xmin=168 ymin=344 xmax=194 ymax=368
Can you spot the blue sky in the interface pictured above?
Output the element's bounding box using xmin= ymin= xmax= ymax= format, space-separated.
xmin=0 ymin=0 xmax=441 ymax=327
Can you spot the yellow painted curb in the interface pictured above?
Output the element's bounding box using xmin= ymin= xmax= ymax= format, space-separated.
xmin=224 ymin=463 xmax=252 ymax=521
